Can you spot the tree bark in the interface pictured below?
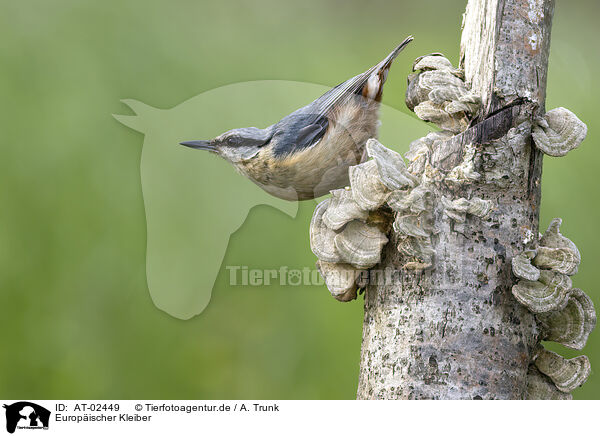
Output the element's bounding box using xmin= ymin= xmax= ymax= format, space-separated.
xmin=356 ymin=0 xmax=555 ymax=399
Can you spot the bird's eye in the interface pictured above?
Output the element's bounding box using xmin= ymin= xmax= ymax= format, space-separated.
xmin=226 ymin=136 xmax=236 ymax=146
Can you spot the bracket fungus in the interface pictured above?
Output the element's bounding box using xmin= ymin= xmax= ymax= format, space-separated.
xmin=533 ymin=246 xmax=580 ymax=276
xmin=533 ymin=348 xmax=591 ymax=393
xmin=511 ymin=219 xmax=584 ymax=313
xmin=406 ymin=54 xmax=480 ymax=133
xmin=526 ymin=365 xmax=573 ymax=400
xmin=512 ymin=270 xmax=572 ymax=314
xmin=366 ymin=139 xmax=418 ymax=190
xmin=511 ymin=218 xmax=595 ymax=396
xmin=322 ymin=189 xmax=368 ymax=231
xmin=526 ymin=366 xmax=572 ymax=400
xmin=349 ymin=160 xmax=389 ymax=210
xmin=418 ymin=71 xmax=467 ymax=95
xmin=334 ymin=220 xmax=388 ymax=269
xmin=412 ymin=53 xmax=460 ymax=74
xmin=387 ymin=185 xmax=432 ymax=215
xmin=536 ymin=218 xmax=581 ymax=275
xmin=310 ymin=136 xmax=443 ymax=298
xmin=537 ymin=288 xmax=597 ymax=350
xmin=316 ymin=260 xmax=361 ymax=302
xmin=532 ymin=107 xmax=587 ymax=157
xmin=310 ymin=148 xmax=403 ymax=300
xmin=511 ymin=250 xmax=541 ymax=282
xmin=387 ymin=180 xmax=435 ymax=269
xmin=309 ymin=198 xmax=341 ymax=263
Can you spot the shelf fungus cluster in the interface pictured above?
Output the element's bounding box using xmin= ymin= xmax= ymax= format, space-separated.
xmin=512 ymin=219 xmax=596 ymax=399
xmin=406 ymin=54 xmax=481 ymax=133
xmin=310 ymin=138 xmax=436 ymax=301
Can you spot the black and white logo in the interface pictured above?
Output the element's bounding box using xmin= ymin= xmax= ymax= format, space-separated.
xmin=3 ymin=402 xmax=50 ymax=433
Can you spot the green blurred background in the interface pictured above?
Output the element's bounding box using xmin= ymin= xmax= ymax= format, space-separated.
xmin=1 ymin=0 xmax=598 ymax=399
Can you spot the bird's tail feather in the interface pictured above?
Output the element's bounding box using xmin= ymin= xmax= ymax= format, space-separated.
xmin=312 ymin=35 xmax=414 ymax=116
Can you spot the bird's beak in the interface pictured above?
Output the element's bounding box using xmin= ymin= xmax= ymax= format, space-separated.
xmin=179 ymin=140 xmax=216 ymax=152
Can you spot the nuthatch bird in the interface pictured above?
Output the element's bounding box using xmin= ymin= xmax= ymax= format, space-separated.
xmin=181 ymin=36 xmax=413 ymax=201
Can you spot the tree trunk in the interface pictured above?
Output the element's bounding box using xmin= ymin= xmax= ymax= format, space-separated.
xmin=356 ymin=0 xmax=555 ymax=399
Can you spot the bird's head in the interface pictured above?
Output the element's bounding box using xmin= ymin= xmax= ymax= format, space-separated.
xmin=180 ymin=127 xmax=273 ymax=162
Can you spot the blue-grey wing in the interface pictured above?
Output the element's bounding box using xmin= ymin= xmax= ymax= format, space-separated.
xmin=271 ymin=112 xmax=329 ymax=157
xmin=295 ymin=116 xmax=329 ymax=149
